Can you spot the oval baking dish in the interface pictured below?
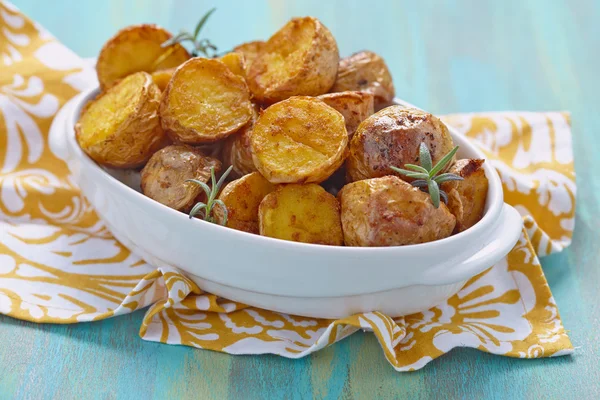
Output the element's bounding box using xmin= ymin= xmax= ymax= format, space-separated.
xmin=53 ymin=88 xmax=523 ymax=319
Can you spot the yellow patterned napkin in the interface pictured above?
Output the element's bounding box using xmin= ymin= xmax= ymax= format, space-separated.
xmin=0 ymin=2 xmax=574 ymax=371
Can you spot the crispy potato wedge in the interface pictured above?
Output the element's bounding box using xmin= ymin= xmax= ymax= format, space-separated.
xmin=214 ymin=172 xmax=275 ymax=233
xmin=259 ymin=184 xmax=343 ymax=245
xmin=160 ymin=58 xmax=253 ymax=144
xmin=247 ymin=17 xmax=339 ymax=103
xmin=222 ymin=105 xmax=260 ymax=179
xmin=151 ymin=68 xmax=176 ymax=91
xmin=330 ymin=51 xmax=395 ymax=110
xmin=339 ymin=176 xmax=456 ymax=246
xmin=76 ymin=72 xmax=165 ymax=168
xmin=96 ymin=24 xmax=190 ymax=90
xmin=219 ymin=52 xmax=247 ymax=78
xmin=347 ymin=106 xmax=455 ymax=182
xmin=441 ymin=159 xmax=489 ymax=232
xmin=251 ymin=96 xmax=348 ymax=183
xmin=317 ymin=91 xmax=374 ymax=138
xmin=233 ymin=40 xmax=265 ymax=69
xmin=140 ymin=144 xmax=221 ymax=212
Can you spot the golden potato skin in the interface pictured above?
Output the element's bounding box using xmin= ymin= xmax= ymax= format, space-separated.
xmin=233 ymin=40 xmax=265 ymax=71
xmin=151 ymin=68 xmax=175 ymax=91
xmin=140 ymin=145 xmax=221 ymax=212
xmin=330 ymin=51 xmax=395 ymax=110
xmin=222 ymin=105 xmax=260 ymax=179
xmin=347 ymin=106 xmax=455 ymax=182
xmin=214 ymin=172 xmax=275 ymax=233
xmin=247 ymin=17 xmax=339 ymax=103
xmin=317 ymin=91 xmax=374 ymax=138
xmin=442 ymin=159 xmax=489 ymax=233
xmin=160 ymin=58 xmax=253 ymax=144
xmin=251 ymin=96 xmax=348 ymax=184
xmin=219 ymin=52 xmax=247 ymax=78
xmin=76 ymin=72 xmax=165 ymax=168
xmin=96 ymin=24 xmax=190 ymax=90
xmin=338 ymin=176 xmax=456 ymax=247
xmin=259 ymin=184 xmax=343 ymax=245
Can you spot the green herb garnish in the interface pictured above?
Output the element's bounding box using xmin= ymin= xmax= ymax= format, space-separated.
xmin=161 ymin=8 xmax=219 ymax=57
xmin=186 ymin=165 xmax=232 ymax=225
xmin=391 ymin=143 xmax=463 ymax=208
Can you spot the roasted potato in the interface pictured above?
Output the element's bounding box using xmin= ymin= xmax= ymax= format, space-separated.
xmin=222 ymin=105 xmax=260 ymax=179
xmin=160 ymin=58 xmax=253 ymax=144
xmin=338 ymin=176 xmax=456 ymax=247
xmin=214 ymin=172 xmax=275 ymax=233
xmin=76 ymin=71 xmax=165 ymax=168
xmin=441 ymin=159 xmax=489 ymax=233
xmin=347 ymin=106 xmax=455 ymax=182
xmin=258 ymin=184 xmax=343 ymax=245
xmin=219 ymin=52 xmax=247 ymax=78
xmin=140 ymin=144 xmax=221 ymax=212
xmin=151 ymin=68 xmax=176 ymax=91
xmin=233 ymin=40 xmax=265 ymax=69
xmin=247 ymin=17 xmax=339 ymax=103
xmin=317 ymin=91 xmax=374 ymax=138
xmin=330 ymin=51 xmax=395 ymax=110
xmin=96 ymin=24 xmax=190 ymax=90
xmin=250 ymin=96 xmax=348 ymax=183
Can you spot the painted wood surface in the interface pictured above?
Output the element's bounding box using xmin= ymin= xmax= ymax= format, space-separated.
xmin=2 ymin=0 xmax=599 ymax=398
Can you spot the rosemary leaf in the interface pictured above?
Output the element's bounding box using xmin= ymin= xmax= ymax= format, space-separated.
xmin=419 ymin=143 xmax=433 ymax=171
xmin=193 ymin=8 xmax=216 ymax=40
xmin=429 ymin=146 xmax=459 ymax=177
xmin=434 ymin=173 xmax=464 ymax=184
xmin=189 ymin=202 xmax=207 ymax=219
xmin=428 ymin=180 xmax=440 ymax=208
xmin=404 ymin=164 xmax=429 ymax=174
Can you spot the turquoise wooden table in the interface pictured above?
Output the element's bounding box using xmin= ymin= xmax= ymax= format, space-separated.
xmin=2 ymin=0 xmax=599 ymax=398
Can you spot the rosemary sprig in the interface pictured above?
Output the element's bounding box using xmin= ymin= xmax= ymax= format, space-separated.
xmin=186 ymin=165 xmax=232 ymax=225
xmin=161 ymin=8 xmax=219 ymax=57
xmin=391 ymin=143 xmax=463 ymax=208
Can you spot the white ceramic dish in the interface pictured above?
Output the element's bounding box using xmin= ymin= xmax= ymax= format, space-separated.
xmin=53 ymin=88 xmax=523 ymax=319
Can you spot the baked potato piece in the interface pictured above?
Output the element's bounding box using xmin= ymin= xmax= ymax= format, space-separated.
xmin=347 ymin=106 xmax=455 ymax=182
xmin=258 ymin=184 xmax=343 ymax=245
xmin=441 ymin=159 xmax=489 ymax=233
xmin=222 ymin=105 xmax=260 ymax=179
xmin=250 ymin=96 xmax=348 ymax=184
xmin=233 ymin=40 xmax=265 ymax=69
xmin=76 ymin=71 xmax=165 ymax=168
xmin=96 ymin=24 xmax=190 ymax=90
xmin=219 ymin=52 xmax=246 ymax=78
xmin=151 ymin=68 xmax=176 ymax=91
xmin=214 ymin=172 xmax=275 ymax=233
xmin=330 ymin=51 xmax=395 ymax=110
xmin=338 ymin=176 xmax=456 ymax=247
xmin=160 ymin=58 xmax=253 ymax=144
xmin=317 ymin=91 xmax=374 ymax=138
xmin=140 ymin=144 xmax=221 ymax=212
xmin=247 ymin=17 xmax=339 ymax=103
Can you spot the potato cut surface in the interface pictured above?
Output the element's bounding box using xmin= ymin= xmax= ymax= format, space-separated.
xmin=317 ymin=91 xmax=374 ymax=138
xmin=215 ymin=172 xmax=275 ymax=233
xmin=338 ymin=176 xmax=456 ymax=247
xmin=76 ymin=71 xmax=165 ymax=168
xmin=233 ymin=40 xmax=266 ymax=70
xmin=96 ymin=24 xmax=189 ymax=89
xmin=250 ymin=96 xmax=348 ymax=183
xmin=247 ymin=17 xmax=339 ymax=103
xmin=219 ymin=52 xmax=247 ymax=78
xmin=160 ymin=58 xmax=253 ymax=144
xmin=140 ymin=145 xmax=221 ymax=212
xmin=151 ymin=68 xmax=176 ymax=91
xmin=259 ymin=184 xmax=343 ymax=245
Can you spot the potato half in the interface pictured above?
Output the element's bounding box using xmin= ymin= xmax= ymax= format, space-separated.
xmin=330 ymin=51 xmax=395 ymax=110
xmin=214 ymin=172 xmax=275 ymax=233
xmin=347 ymin=106 xmax=455 ymax=182
xmin=338 ymin=176 xmax=456 ymax=247
xmin=247 ymin=17 xmax=339 ymax=103
xmin=140 ymin=144 xmax=221 ymax=212
xmin=234 ymin=40 xmax=265 ymax=68
xmin=317 ymin=91 xmax=374 ymax=138
xmin=76 ymin=71 xmax=165 ymax=168
xmin=259 ymin=184 xmax=343 ymax=245
xmin=250 ymin=96 xmax=348 ymax=184
xmin=442 ymin=159 xmax=489 ymax=233
xmin=160 ymin=58 xmax=253 ymax=144
xmin=222 ymin=105 xmax=260 ymax=179
xmin=96 ymin=24 xmax=190 ymax=90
